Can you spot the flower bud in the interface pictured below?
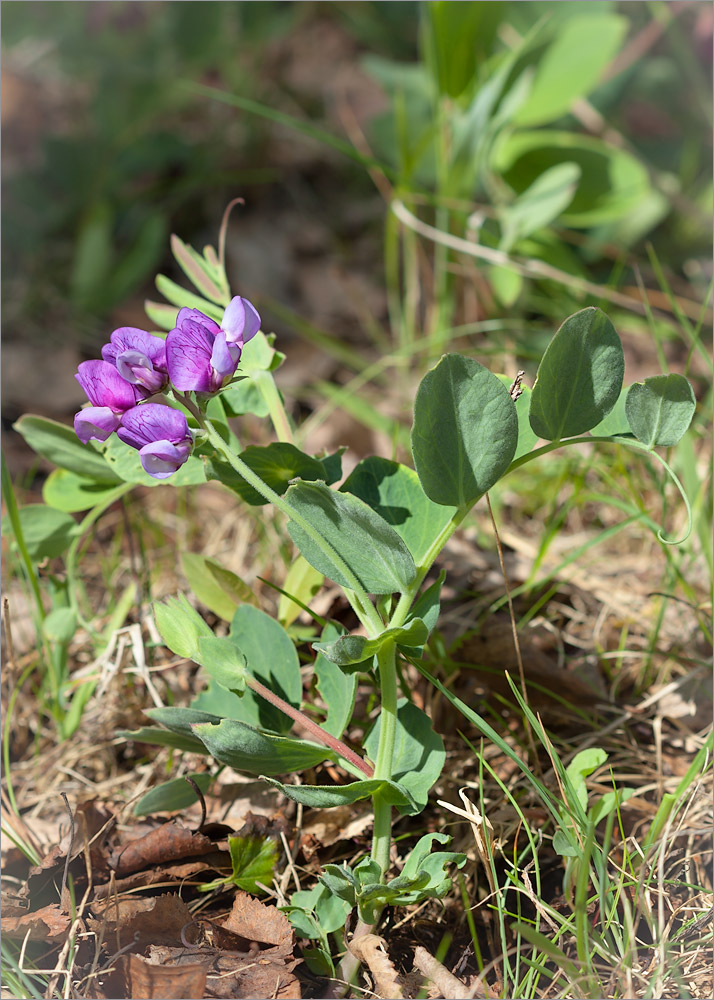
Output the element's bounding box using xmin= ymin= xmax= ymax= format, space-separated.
xmin=221 ymin=296 xmax=261 ymax=347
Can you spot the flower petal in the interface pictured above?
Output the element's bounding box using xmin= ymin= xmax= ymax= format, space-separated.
xmin=75 ymin=360 xmax=138 ymax=411
xmin=209 ymin=331 xmax=241 ymax=387
xmin=138 ymin=440 xmax=191 ymax=479
xmin=176 ymin=308 xmax=220 ymax=337
xmin=74 ymin=406 xmax=121 ymax=443
xmin=117 ymin=403 xmax=191 ymax=450
xmin=116 ymin=349 xmax=168 ymax=393
xmin=166 ymin=325 xmax=213 ymax=392
xmin=222 ymin=296 xmax=261 ymax=345
xmin=102 ymin=328 xmax=167 ymax=372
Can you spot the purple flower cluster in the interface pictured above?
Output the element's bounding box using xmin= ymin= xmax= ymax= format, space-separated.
xmin=74 ymin=297 xmax=260 ymax=479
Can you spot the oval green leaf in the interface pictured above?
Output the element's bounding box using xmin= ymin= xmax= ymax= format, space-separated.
xmin=191 ymin=605 xmax=303 ymax=736
xmin=42 ymin=468 xmax=125 ymax=513
xmin=529 ymin=307 xmax=624 ymax=440
xmin=197 ymin=636 xmax=249 ymax=694
xmin=154 ymin=594 xmax=214 ymax=660
xmin=7 ymin=505 xmax=81 ymax=561
xmin=625 ymin=374 xmax=696 ymax=448
xmin=341 ymin=456 xmax=456 ymax=563
xmin=285 ymin=482 xmax=416 ymax=595
xmin=206 ymin=442 xmax=328 ymax=506
xmin=42 ymin=607 xmax=78 ymax=644
xmin=102 ymin=434 xmax=206 ymax=486
xmin=499 ymin=162 xmax=581 ymax=252
xmin=134 ymin=773 xmax=213 ymax=817
xmin=411 ymin=354 xmax=518 ymax=507
xmin=264 ymin=776 xmax=415 ymax=811
xmin=513 ymin=15 xmax=627 ymax=127
xmin=14 ymin=415 xmax=120 ymax=484
xmin=181 ymin=552 xmax=256 ymax=621
xmin=191 ymin=718 xmax=336 ymax=776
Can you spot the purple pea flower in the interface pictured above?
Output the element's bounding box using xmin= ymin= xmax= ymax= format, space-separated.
xmin=221 ymin=296 xmax=261 ymax=348
xmin=117 ymin=404 xmax=193 ymax=480
xmin=166 ymin=296 xmax=260 ymax=395
xmin=166 ymin=310 xmax=239 ymax=393
xmin=74 ymin=360 xmax=142 ymax=443
xmin=101 ymin=327 xmax=169 ymax=395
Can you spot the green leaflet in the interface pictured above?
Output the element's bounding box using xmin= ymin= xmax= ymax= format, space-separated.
xmin=529 ymin=307 xmax=624 ymax=440
xmin=14 ymin=414 xmax=120 ymax=484
xmin=264 ymin=776 xmax=416 ymax=811
xmin=285 ymin=481 xmax=417 ymax=595
xmin=411 ymin=355 xmax=518 ymax=508
xmin=191 ymin=718 xmax=336 ymax=775
xmin=133 ymin=773 xmax=213 ymax=817
xmin=341 ymin=456 xmax=455 ymax=563
xmin=625 ymin=374 xmax=696 ymax=448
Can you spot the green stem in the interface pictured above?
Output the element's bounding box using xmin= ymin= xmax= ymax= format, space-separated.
xmin=388 ymin=504 xmax=469 ymax=631
xmin=252 ymin=370 xmax=294 ymax=444
xmin=507 ymin=435 xmax=692 ymax=544
xmin=199 ymin=417 xmax=383 ymax=634
xmin=370 ymin=639 xmax=399 ymax=877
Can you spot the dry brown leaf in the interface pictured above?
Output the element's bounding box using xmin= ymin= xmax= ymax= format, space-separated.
xmin=111 ymin=822 xmax=214 ymax=876
xmin=22 ymin=842 xmax=108 ymax=912
xmin=1 ymin=902 xmax=71 ymax=943
xmin=222 ymin=891 xmax=294 ymax=953
xmin=123 ymin=953 xmax=208 ymax=1000
xmin=144 ymin=945 xmax=301 ymax=1000
xmin=89 ymin=893 xmax=193 ymax=951
xmin=300 ymin=802 xmax=372 ymax=859
xmin=93 ymin=850 xmax=231 ymax=899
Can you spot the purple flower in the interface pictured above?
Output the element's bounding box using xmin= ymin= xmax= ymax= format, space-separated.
xmin=117 ymin=404 xmax=193 ymax=480
xmin=166 ymin=309 xmax=241 ymax=393
xmin=221 ymin=296 xmax=261 ymax=347
xmin=74 ymin=360 xmax=141 ymax=443
xmin=165 ymin=296 xmax=260 ymax=395
xmin=101 ymin=327 xmax=169 ymax=395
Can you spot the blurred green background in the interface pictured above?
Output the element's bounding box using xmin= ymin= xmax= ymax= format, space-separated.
xmin=2 ymin=1 xmax=711 ymax=440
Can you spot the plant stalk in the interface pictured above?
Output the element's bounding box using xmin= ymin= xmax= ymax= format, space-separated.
xmin=246 ymin=674 xmax=373 ymax=778
xmin=371 ymin=639 xmax=399 ymax=877
xmin=253 ymin=370 xmax=294 ymax=444
xmin=197 ymin=416 xmax=383 ymax=634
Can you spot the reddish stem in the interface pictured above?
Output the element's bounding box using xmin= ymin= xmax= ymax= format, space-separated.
xmin=246 ymin=675 xmax=374 ymax=778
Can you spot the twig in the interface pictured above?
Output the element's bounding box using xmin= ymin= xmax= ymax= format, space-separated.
xmin=349 ymin=933 xmax=404 ymax=999
xmin=185 ymin=776 xmax=207 ymax=832
xmin=2 ymin=597 xmax=16 ymax=673
xmin=413 ymin=945 xmax=481 ymax=999
xmin=392 ymin=199 xmax=682 ymax=320
xmin=247 ymin=674 xmax=374 ymax=777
